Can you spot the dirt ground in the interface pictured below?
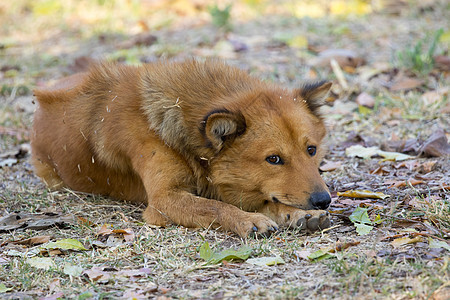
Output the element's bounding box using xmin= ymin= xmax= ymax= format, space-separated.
xmin=0 ymin=1 xmax=449 ymax=299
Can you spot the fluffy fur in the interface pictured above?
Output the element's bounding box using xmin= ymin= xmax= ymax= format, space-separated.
xmin=31 ymin=59 xmax=332 ymax=237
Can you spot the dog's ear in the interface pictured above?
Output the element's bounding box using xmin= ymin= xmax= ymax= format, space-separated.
xmin=202 ymin=109 xmax=246 ymax=150
xmin=295 ymin=81 xmax=332 ymax=116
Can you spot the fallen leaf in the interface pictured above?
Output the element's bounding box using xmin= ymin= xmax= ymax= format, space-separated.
xmin=354 ymin=223 xmax=374 ymax=235
xmin=63 ymin=263 xmax=84 ymax=277
xmin=428 ymin=237 xmax=450 ymax=252
xmin=307 ymin=249 xmax=334 ymax=261
xmin=0 ymin=212 xmax=74 ymax=232
xmin=421 ymin=87 xmax=449 ymax=105
xmin=312 ymin=49 xmax=365 ymax=68
xmin=331 ymin=241 xmax=361 ymax=252
xmin=349 ymin=207 xmax=372 ymax=224
xmin=356 ymin=92 xmax=375 ymax=108
xmin=319 ymin=160 xmax=342 ymax=172
xmin=287 ymin=35 xmax=308 ymax=49
xmin=433 ymin=55 xmax=450 ymax=71
xmin=118 ymin=33 xmax=157 ymax=49
xmin=370 ymin=166 xmax=390 ymax=175
xmin=385 ymin=178 xmax=425 ymax=188
xmin=83 ymin=267 xmax=111 ymax=283
xmin=26 ymin=257 xmax=56 ymax=270
xmin=40 ymin=292 xmax=64 ymax=300
xmin=12 ymin=235 xmax=51 ymax=246
xmin=199 ymin=241 xmax=252 ymax=264
xmin=0 ymin=283 xmax=12 ymax=293
xmin=418 ymin=128 xmax=450 ymax=157
xmin=390 ymin=77 xmax=424 ymax=91
xmin=338 ymin=190 xmax=390 ymax=200
xmin=246 ymin=256 xmax=285 ymax=267
xmin=294 ymin=249 xmax=312 ymax=260
xmin=97 ymin=224 xmax=114 ymax=236
xmin=394 ymin=160 xmax=420 ymax=170
xmin=391 ymin=236 xmax=423 ymax=248
xmin=345 ymin=145 xmax=413 ymax=161
xmin=42 ymin=238 xmax=87 ymax=251
xmin=68 ymin=56 xmax=96 ymax=73
xmin=0 ymin=157 xmax=17 ymax=167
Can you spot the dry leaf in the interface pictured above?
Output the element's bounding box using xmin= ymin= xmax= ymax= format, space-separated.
xmin=337 ymin=190 xmax=390 ymax=199
xmin=345 ymin=145 xmax=413 ymax=161
xmin=391 ymin=236 xmax=423 ymax=248
xmin=312 ymin=49 xmax=365 ymax=68
xmin=418 ymin=128 xmax=450 ymax=157
xmin=385 ymin=178 xmax=425 ymax=188
xmin=370 ymin=166 xmax=390 ymax=175
xmin=12 ymin=235 xmax=51 ymax=246
xmin=319 ymin=160 xmax=342 ymax=172
xmin=356 ymin=92 xmax=375 ymax=108
xmin=294 ymin=249 xmax=312 ymax=260
xmin=433 ymin=55 xmax=450 ymax=71
xmin=390 ymin=77 xmax=424 ymax=91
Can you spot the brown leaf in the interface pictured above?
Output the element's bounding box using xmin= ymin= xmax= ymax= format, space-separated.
xmin=83 ymin=267 xmax=111 ymax=283
xmin=312 ymin=49 xmax=365 ymax=68
xmin=0 ymin=213 xmax=73 ymax=232
xmin=319 ymin=160 xmax=342 ymax=172
xmin=389 ymin=77 xmax=424 ymax=91
xmin=418 ymin=128 xmax=450 ymax=157
xmin=419 ymin=161 xmax=437 ymax=173
xmin=370 ymin=166 xmax=390 ymax=175
xmin=330 ymin=241 xmax=360 ymax=252
xmin=12 ymin=235 xmax=51 ymax=246
xmin=97 ymin=224 xmax=114 ymax=236
xmin=394 ymin=160 xmax=420 ymax=170
xmin=386 ymin=178 xmax=425 ymax=188
xmin=68 ymin=56 xmax=96 ymax=73
xmin=433 ymin=55 xmax=450 ymax=71
xmin=118 ymin=33 xmax=157 ymax=49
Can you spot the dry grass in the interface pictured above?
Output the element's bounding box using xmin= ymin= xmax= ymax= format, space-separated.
xmin=1 ymin=0 xmax=449 ymax=299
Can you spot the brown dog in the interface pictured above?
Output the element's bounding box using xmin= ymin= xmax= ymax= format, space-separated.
xmin=31 ymin=59 xmax=332 ymax=237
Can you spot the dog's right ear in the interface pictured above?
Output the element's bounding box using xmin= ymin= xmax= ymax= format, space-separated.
xmin=201 ymin=109 xmax=246 ymax=151
xmin=294 ymin=81 xmax=332 ymax=117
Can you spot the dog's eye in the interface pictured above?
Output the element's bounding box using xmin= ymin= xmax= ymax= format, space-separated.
xmin=266 ymin=155 xmax=284 ymax=165
xmin=307 ymin=146 xmax=317 ymax=156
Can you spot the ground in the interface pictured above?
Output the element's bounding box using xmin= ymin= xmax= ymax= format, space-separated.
xmin=0 ymin=1 xmax=449 ymax=299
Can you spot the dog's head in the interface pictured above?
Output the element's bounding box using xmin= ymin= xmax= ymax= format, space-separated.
xmin=203 ymin=81 xmax=332 ymax=211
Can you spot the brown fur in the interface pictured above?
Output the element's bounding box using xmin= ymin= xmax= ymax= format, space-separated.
xmin=31 ymin=59 xmax=332 ymax=237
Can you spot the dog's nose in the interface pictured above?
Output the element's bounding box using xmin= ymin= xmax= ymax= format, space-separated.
xmin=310 ymin=191 xmax=331 ymax=209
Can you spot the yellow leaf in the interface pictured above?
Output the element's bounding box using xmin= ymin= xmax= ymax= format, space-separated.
xmin=337 ymin=190 xmax=390 ymax=199
xmin=391 ymin=236 xmax=423 ymax=248
xmin=330 ymin=0 xmax=372 ymax=16
xmin=287 ymin=36 xmax=308 ymax=49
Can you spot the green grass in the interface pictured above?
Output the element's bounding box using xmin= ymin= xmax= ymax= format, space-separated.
xmin=395 ymin=29 xmax=444 ymax=76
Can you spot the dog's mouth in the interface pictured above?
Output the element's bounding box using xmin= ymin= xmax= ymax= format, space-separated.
xmin=269 ymin=194 xmax=311 ymax=210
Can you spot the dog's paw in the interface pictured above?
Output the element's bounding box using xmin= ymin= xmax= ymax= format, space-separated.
xmin=235 ymin=212 xmax=279 ymax=238
xmin=287 ymin=209 xmax=331 ymax=231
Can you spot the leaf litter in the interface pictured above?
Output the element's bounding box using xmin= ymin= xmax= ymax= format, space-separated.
xmin=0 ymin=1 xmax=449 ymax=299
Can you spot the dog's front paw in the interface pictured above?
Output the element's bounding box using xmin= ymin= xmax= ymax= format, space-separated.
xmin=235 ymin=212 xmax=279 ymax=238
xmin=288 ymin=209 xmax=331 ymax=231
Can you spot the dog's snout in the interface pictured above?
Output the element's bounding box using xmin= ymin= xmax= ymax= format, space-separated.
xmin=310 ymin=191 xmax=331 ymax=210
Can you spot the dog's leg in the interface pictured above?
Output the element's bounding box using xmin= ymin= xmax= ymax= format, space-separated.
xmin=131 ymin=144 xmax=278 ymax=238
xmin=258 ymin=202 xmax=331 ymax=231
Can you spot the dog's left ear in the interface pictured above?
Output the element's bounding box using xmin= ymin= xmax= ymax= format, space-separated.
xmin=295 ymin=81 xmax=332 ymax=116
xmin=202 ymin=109 xmax=246 ymax=151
